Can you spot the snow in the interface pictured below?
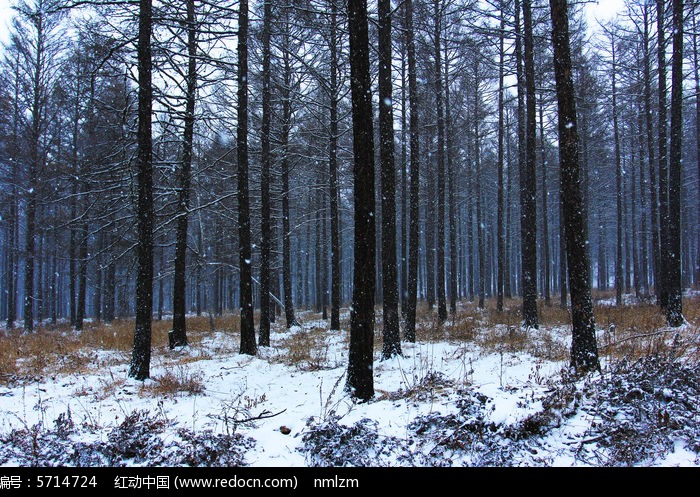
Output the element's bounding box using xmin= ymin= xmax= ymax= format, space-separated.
xmin=0 ymin=306 xmax=698 ymax=469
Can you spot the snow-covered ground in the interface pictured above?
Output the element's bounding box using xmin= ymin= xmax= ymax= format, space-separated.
xmin=0 ymin=308 xmax=698 ymax=468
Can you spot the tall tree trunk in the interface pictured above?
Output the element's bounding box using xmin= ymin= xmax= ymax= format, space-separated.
xmin=237 ymin=0 xmax=256 ymax=356
xmin=657 ymin=0 xmax=670 ymax=309
xmin=258 ymin=0 xmax=272 ymax=347
xmin=539 ymin=96 xmax=550 ymax=306
xmin=281 ymin=18 xmax=297 ymax=329
xmin=404 ymin=0 xmax=420 ymax=343
xmin=611 ymin=35 xmax=623 ymax=306
xmin=400 ymin=16 xmax=409 ymax=317
xmin=75 ymin=216 xmax=88 ymax=330
xmin=329 ymin=0 xmax=341 ymax=331
xmin=434 ymin=0 xmax=448 ymax=322
xmin=694 ymin=6 xmax=700 ymax=288
xmin=474 ymin=72 xmax=485 ymax=310
xmin=549 ymin=0 xmax=599 ymax=375
xmin=347 ymin=0 xmax=376 ymax=400
xmin=521 ymin=0 xmax=538 ymax=327
xmin=496 ymin=0 xmax=505 ymax=312
xmin=637 ymin=106 xmax=650 ymax=297
xmin=379 ymin=0 xmax=401 ymax=358
xmin=666 ymin=0 xmax=684 ymax=326
xmin=642 ymin=4 xmax=661 ymax=298
xmin=6 ymin=176 xmax=17 ymax=330
xmin=129 ymin=0 xmax=154 ymax=380
xmin=171 ymin=0 xmax=197 ymax=349
xmin=445 ymin=41 xmax=457 ymax=315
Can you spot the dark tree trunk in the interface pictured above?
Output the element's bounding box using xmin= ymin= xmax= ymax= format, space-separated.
xmin=69 ymin=187 xmax=77 ymax=326
xmin=637 ymin=107 xmax=650 ymax=297
xmin=474 ymin=75 xmax=485 ymax=310
xmin=404 ymin=0 xmax=420 ymax=343
xmin=281 ymin=25 xmax=297 ymax=329
xmin=104 ymin=259 xmax=115 ymax=323
xmin=6 ymin=181 xmax=16 ymax=330
xmin=400 ymin=19 xmax=408 ymax=318
xmin=434 ymin=0 xmax=447 ymax=322
xmin=549 ymin=0 xmax=600 ymax=375
xmin=379 ymin=0 xmax=401 ymax=359
xmin=75 ymin=217 xmax=88 ymax=330
xmin=642 ymin=4 xmax=661 ymax=298
xmin=539 ymin=98 xmax=550 ymax=306
xmin=171 ymin=0 xmax=197 ymax=348
xmin=129 ymin=0 xmax=154 ymax=380
xmin=559 ymin=187 xmax=567 ymax=308
xmin=329 ymin=0 xmax=341 ymax=331
xmin=446 ymin=44 xmax=457 ymax=315
xmin=258 ymin=0 xmax=272 ymax=347
xmin=425 ymin=171 xmax=435 ymax=310
xmin=238 ymin=0 xmax=256 ymax=356
xmin=611 ymin=35 xmax=623 ymax=306
xmin=315 ymin=178 xmax=322 ymax=313
xmin=666 ymin=0 xmax=683 ymax=326
xmin=694 ymin=7 xmax=700 ymax=288
xmin=505 ymin=107 xmax=513 ymax=300
xmin=657 ymin=0 xmax=670 ymax=309
xmin=346 ymin=0 xmax=376 ymax=401
xmin=496 ymin=0 xmax=505 ymax=312
xmin=521 ymin=0 xmax=538 ymax=328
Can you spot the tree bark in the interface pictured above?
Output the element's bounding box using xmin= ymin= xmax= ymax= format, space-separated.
xmin=171 ymin=0 xmax=197 ymax=349
xmin=346 ymin=0 xmax=376 ymax=401
xmin=379 ymin=0 xmax=401 ymax=359
xmin=129 ymin=0 xmax=154 ymax=380
xmin=666 ymin=0 xmax=683 ymax=326
xmin=237 ymin=0 xmax=256 ymax=356
xmin=549 ymin=0 xmax=600 ymax=375
xmin=258 ymin=0 xmax=272 ymax=347
xmin=521 ymin=0 xmax=538 ymax=328
xmin=404 ymin=0 xmax=420 ymax=343
xmin=329 ymin=0 xmax=341 ymax=331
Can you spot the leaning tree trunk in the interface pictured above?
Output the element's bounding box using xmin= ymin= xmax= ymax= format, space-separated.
xmin=549 ymin=0 xmax=600 ymax=375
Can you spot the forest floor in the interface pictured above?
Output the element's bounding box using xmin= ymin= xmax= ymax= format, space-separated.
xmin=0 ymin=292 xmax=699 ymax=468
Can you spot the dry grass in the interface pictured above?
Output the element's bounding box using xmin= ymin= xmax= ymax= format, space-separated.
xmin=0 ymin=313 xmax=242 ymax=385
xmin=1 ymin=293 xmax=697 ymax=388
xmin=272 ymin=325 xmax=339 ymax=371
xmin=141 ymin=366 xmax=206 ymax=396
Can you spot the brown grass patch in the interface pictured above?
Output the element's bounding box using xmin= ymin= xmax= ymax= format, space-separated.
xmin=273 ymin=326 xmax=338 ymax=371
xmin=141 ymin=366 xmax=205 ymax=396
